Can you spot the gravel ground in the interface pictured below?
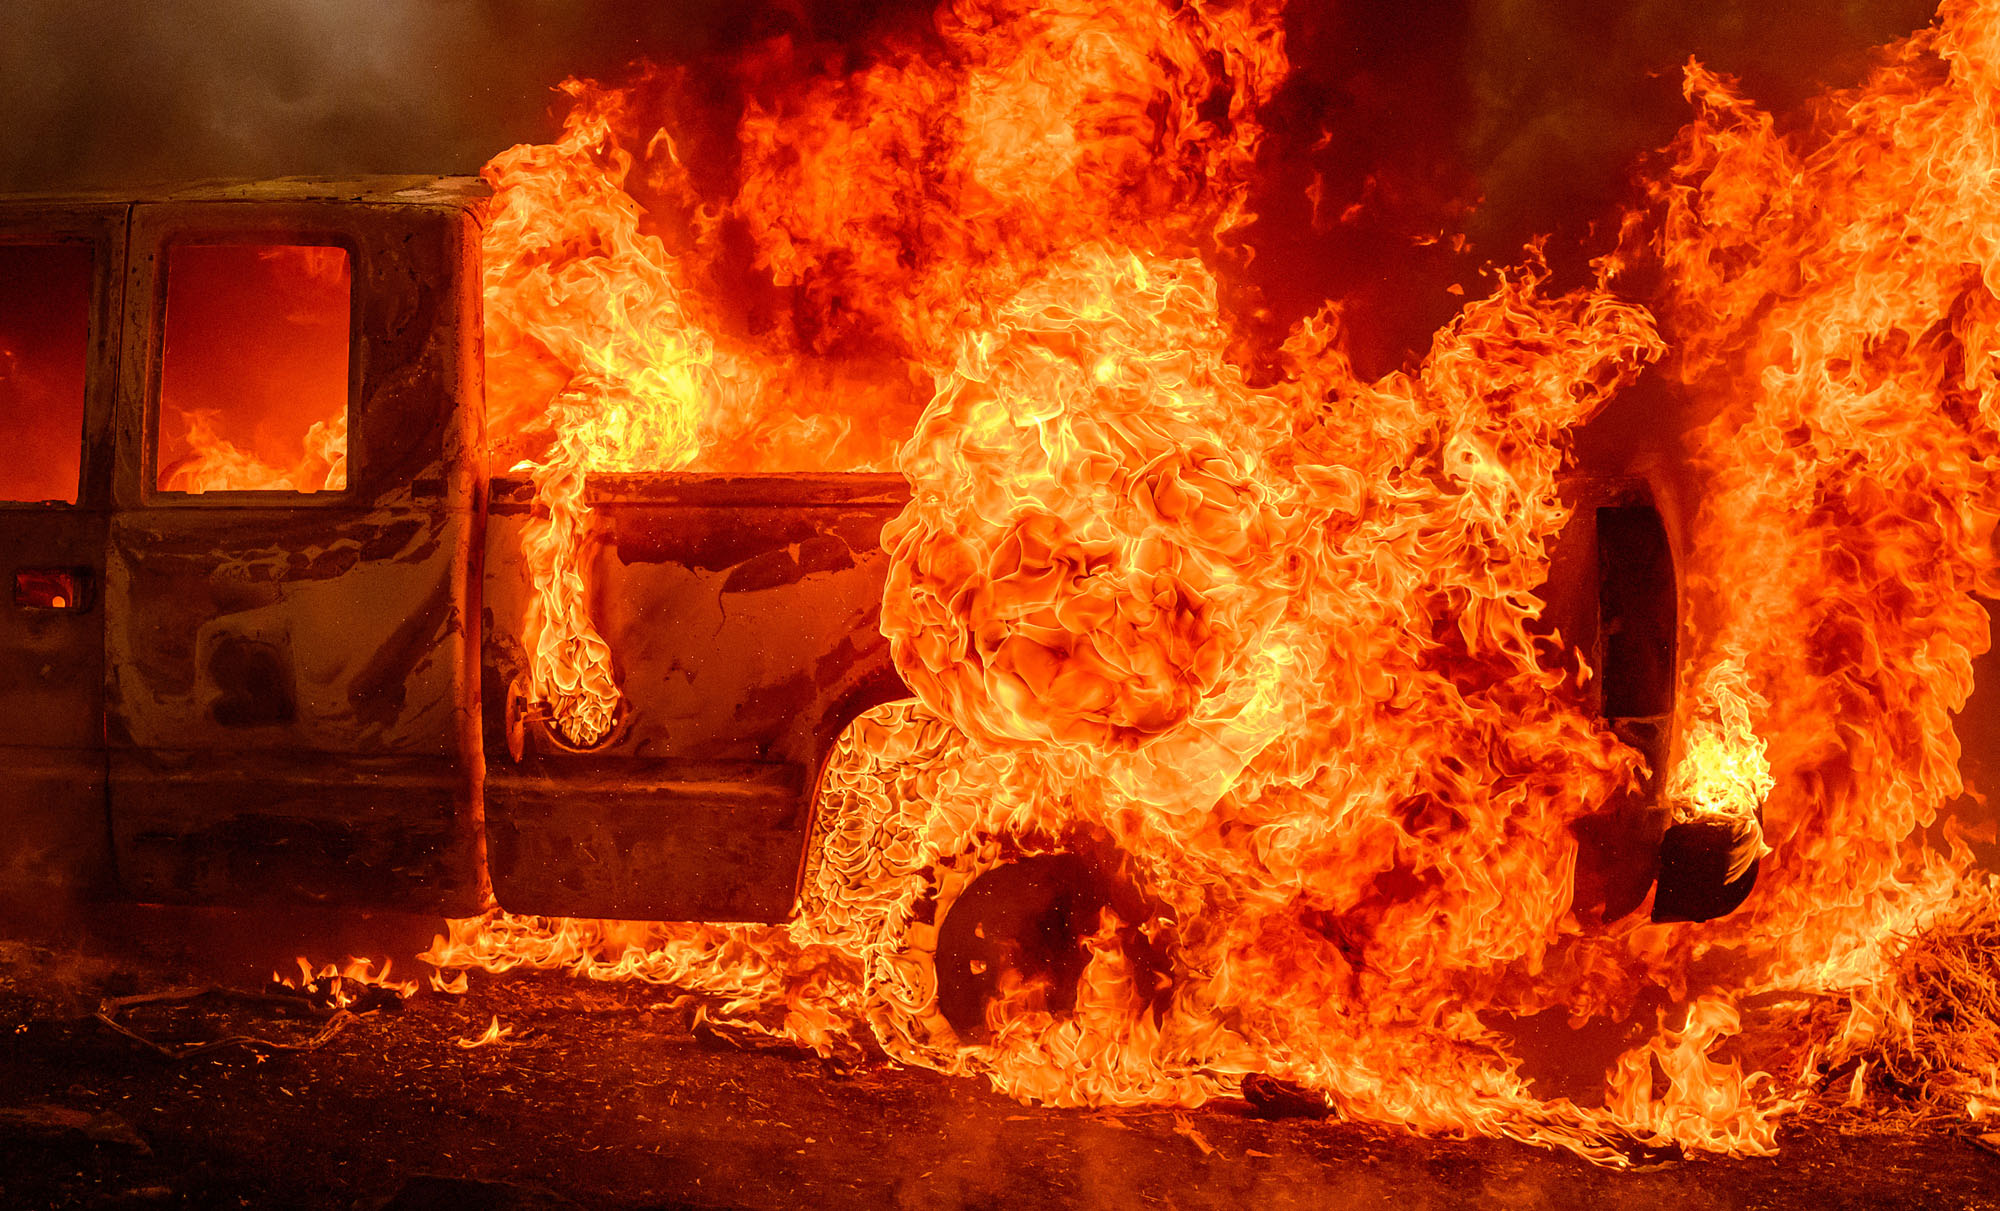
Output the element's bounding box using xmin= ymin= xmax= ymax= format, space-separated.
xmin=0 ymin=914 xmax=1996 ymax=1210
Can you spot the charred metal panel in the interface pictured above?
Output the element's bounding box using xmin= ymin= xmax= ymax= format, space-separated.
xmin=1545 ymin=476 xmax=1684 ymax=926
xmin=0 ymin=203 xmax=123 ymax=899
xmin=485 ymin=761 xmax=805 ymax=921
xmin=1533 ymin=475 xmax=1665 ymax=695
xmin=104 ymin=185 xmax=488 ymax=913
xmin=1597 ymin=505 xmax=1676 ymax=724
xmin=111 ymin=753 xmax=473 ymax=905
xmin=482 ymin=473 xmax=910 ymax=921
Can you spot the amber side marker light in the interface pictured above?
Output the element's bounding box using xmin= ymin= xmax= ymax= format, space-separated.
xmin=14 ymin=567 xmax=90 ymax=613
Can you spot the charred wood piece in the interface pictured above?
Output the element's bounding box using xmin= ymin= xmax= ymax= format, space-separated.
xmin=94 ymin=987 xmax=358 ymax=1060
xmin=1242 ymin=1074 xmax=1334 ymax=1120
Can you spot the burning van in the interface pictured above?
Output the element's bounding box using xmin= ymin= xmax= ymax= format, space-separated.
xmin=4 ymin=0 xmax=1999 ymax=1167
xmin=0 ymin=178 xmax=909 ymax=924
xmin=0 ymin=175 xmax=1742 ymax=935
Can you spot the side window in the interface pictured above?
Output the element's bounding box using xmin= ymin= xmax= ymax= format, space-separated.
xmin=156 ymin=243 xmax=350 ymax=495
xmin=0 ymin=243 xmax=91 ymax=504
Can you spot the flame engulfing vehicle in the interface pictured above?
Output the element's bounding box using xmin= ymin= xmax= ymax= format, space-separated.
xmin=4 ymin=0 xmax=2000 ymax=1167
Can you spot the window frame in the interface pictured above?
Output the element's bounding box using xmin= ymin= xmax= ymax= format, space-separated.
xmin=0 ymin=230 xmax=107 ymax=510
xmin=143 ymin=231 xmax=361 ymax=507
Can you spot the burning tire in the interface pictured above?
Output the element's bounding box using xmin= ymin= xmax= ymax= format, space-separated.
xmin=798 ymin=702 xmax=1170 ymax=1063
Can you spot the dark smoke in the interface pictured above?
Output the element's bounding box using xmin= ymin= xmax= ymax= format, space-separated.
xmin=0 ymin=0 xmax=1944 ymax=372
xmin=1241 ymin=0 xmax=1942 ymax=371
xmin=0 ymin=0 xmax=758 ymax=192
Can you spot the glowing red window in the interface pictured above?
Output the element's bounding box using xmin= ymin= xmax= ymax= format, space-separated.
xmin=0 ymin=243 xmax=91 ymax=504
xmin=156 ymin=243 xmax=351 ymax=495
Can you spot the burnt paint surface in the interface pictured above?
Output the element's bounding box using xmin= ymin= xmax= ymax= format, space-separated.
xmin=481 ymin=474 xmax=910 ymax=921
xmin=103 ymin=187 xmax=487 ymax=913
xmin=0 ymin=203 xmax=122 ymax=898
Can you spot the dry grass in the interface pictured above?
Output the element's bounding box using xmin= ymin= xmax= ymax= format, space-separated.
xmin=1861 ymin=889 xmax=2000 ymax=1117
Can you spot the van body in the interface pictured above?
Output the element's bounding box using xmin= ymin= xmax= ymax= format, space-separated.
xmin=0 ymin=178 xmax=1678 ymax=922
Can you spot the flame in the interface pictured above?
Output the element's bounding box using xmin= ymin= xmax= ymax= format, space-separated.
xmin=1604 ymin=995 xmax=1789 ymax=1154
xmin=164 ymin=411 xmax=347 ymax=495
xmin=481 ymin=83 xmax=737 ymax=745
xmin=455 ymin=1016 xmax=516 ymax=1049
xmin=1635 ymin=0 xmax=2000 ymax=1014
xmin=479 ymin=0 xmax=1287 ymax=744
xmin=157 ymin=243 xmax=350 ymax=495
xmin=272 ymin=956 xmax=417 ymax=1010
xmin=1665 ymin=661 xmax=1774 ymax=881
xmin=445 ymin=0 xmax=2000 ymax=1167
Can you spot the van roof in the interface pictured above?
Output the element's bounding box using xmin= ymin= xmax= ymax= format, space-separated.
xmin=0 ymin=175 xmax=489 ymax=209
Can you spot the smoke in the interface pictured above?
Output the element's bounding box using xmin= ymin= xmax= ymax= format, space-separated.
xmin=0 ymin=0 xmax=1946 ymax=369
xmin=1236 ymin=0 xmax=1943 ymax=372
xmin=0 ymin=0 xmax=756 ymax=191
xmin=1463 ymin=0 xmax=1944 ymax=252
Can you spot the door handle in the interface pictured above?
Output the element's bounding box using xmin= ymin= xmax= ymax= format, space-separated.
xmin=14 ymin=567 xmax=94 ymax=613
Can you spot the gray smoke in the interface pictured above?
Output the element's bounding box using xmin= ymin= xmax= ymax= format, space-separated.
xmin=1462 ymin=0 xmax=1943 ymax=250
xmin=0 ymin=0 xmax=736 ymax=192
xmin=0 ymin=0 xmax=1948 ymax=365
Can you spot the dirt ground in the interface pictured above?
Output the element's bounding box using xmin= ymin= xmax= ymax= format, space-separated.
xmin=0 ymin=906 xmax=1996 ymax=1211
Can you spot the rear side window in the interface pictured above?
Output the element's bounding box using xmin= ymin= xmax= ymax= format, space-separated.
xmin=156 ymin=243 xmax=350 ymax=494
xmin=0 ymin=243 xmax=91 ymax=504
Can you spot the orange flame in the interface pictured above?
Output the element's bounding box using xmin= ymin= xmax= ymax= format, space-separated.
xmin=455 ymin=1016 xmax=515 ymax=1049
xmin=165 ymin=411 xmax=347 ymax=495
xmin=158 ymin=244 xmax=351 ymax=495
xmin=272 ymin=955 xmax=417 ymax=1010
xmin=449 ymin=0 xmax=2000 ymax=1166
xmin=1636 ymin=0 xmax=2000 ymax=1012
xmin=481 ymin=83 xmax=744 ymax=745
xmin=1666 ymin=661 xmax=1774 ymax=881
